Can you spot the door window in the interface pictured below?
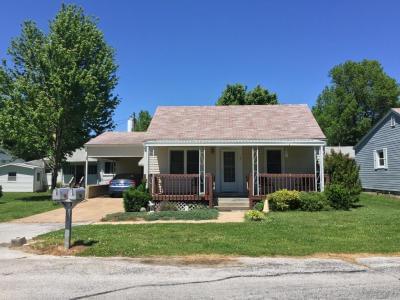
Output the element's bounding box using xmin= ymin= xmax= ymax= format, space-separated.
xmin=186 ymin=150 xmax=199 ymax=174
xmin=170 ymin=151 xmax=184 ymax=174
xmin=223 ymin=152 xmax=235 ymax=182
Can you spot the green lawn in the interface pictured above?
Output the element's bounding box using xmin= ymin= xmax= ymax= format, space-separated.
xmin=102 ymin=209 xmax=219 ymax=222
xmin=0 ymin=192 xmax=59 ymax=222
xmin=34 ymin=193 xmax=400 ymax=257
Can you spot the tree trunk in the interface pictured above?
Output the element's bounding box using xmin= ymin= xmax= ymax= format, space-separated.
xmin=51 ymin=168 xmax=58 ymax=190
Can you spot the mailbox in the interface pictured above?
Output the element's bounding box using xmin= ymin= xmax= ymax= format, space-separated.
xmin=52 ymin=188 xmax=70 ymax=202
xmin=68 ymin=188 xmax=85 ymax=201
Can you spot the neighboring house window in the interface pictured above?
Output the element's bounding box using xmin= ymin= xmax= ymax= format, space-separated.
xmin=8 ymin=172 xmax=16 ymax=181
xmin=36 ymin=172 xmax=41 ymax=182
xmin=390 ymin=116 xmax=396 ymax=127
xmin=104 ymin=162 xmax=115 ymax=174
xmin=88 ymin=165 xmax=98 ymax=175
xmin=170 ymin=151 xmax=184 ymax=174
xmin=266 ymin=150 xmax=282 ymax=173
xmin=63 ymin=164 xmax=74 ymax=175
xmin=374 ymin=149 xmax=388 ymax=169
xmin=169 ymin=150 xmax=199 ymax=174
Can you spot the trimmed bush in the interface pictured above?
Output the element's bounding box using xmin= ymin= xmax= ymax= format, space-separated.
xmin=325 ymin=151 xmax=362 ymax=204
xmin=254 ymin=201 xmax=264 ymax=212
xmin=123 ymin=185 xmax=151 ymax=212
xmin=245 ymin=210 xmax=266 ymax=221
xmin=325 ymin=184 xmax=352 ymax=210
xmin=268 ymin=189 xmax=300 ymax=211
xmin=159 ymin=201 xmax=178 ymax=211
xmin=299 ymin=192 xmax=329 ymax=211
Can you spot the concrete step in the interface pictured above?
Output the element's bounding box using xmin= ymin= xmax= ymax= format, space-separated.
xmin=216 ymin=206 xmax=249 ymax=211
xmin=217 ymin=202 xmax=249 ymax=207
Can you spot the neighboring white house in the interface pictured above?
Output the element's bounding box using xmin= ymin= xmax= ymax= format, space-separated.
xmin=0 ymin=161 xmax=45 ymax=192
xmin=325 ymin=146 xmax=355 ymax=158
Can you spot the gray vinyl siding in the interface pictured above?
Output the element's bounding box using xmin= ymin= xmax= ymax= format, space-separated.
xmin=355 ymin=112 xmax=400 ymax=192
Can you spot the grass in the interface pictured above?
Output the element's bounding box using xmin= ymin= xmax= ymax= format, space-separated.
xmin=0 ymin=192 xmax=59 ymax=222
xmin=33 ymin=193 xmax=400 ymax=257
xmin=101 ymin=209 xmax=219 ymax=222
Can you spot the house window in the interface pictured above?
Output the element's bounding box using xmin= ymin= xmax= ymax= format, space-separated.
xmin=104 ymin=162 xmax=115 ymax=174
xmin=63 ymin=164 xmax=74 ymax=175
xmin=36 ymin=172 xmax=41 ymax=182
xmin=170 ymin=151 xmax=184 ymax=174
xmin=169 ymin=150 xmax=199 ymax=174
xmin=186 ymin=150 xmax=199 ymax=174
xmin=266 ymin=150 xmax=282 ymax=173
xmin=374 ymin=149 xmax=388 ymax=169
xmin=390 ymin=116 xmax=396 ymax=127
xmin=8 ymin=172 xmax=16 ymax=181
xmin=88 ymin=165 xmax=97 ymax=175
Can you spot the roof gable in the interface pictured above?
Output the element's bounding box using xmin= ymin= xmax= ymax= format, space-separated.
xmin=355 ymin=108 xmax=400 ymax=150
xmin=145 ymin=105 xmax=326 ymax=141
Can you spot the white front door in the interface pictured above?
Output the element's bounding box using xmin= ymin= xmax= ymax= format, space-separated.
xmin=221 ymin=149 xmax=242 ymax=193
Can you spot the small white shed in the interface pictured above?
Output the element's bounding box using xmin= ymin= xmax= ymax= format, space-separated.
xmin=0 ymin=162 xmax=44 ymax=192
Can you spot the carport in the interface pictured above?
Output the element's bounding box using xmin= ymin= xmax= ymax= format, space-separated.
xmin=84 ymin=132 xmax=146 ymax=198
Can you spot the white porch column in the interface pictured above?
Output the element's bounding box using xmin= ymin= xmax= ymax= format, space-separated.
xmin=319 ymin=145 xmax=325 ymax=192
xmin=145 ymin=145 xmax=149 ymax=188
xmin=251 ymin=146 xmax=259 ymax=196
xmin=313 ymin=147 xmax=317 ymax=192
xmin=199 ymin=147 xmax=205 ymax=195
xmin=84 ymin=152 xmax=88 ymax=198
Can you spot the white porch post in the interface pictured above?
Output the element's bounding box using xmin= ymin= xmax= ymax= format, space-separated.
xmin=199 ymin=147 xmax=205 ymax=195
xmin=313 ymin=147 xmax=317 ymax=192
xmin=145 ymin=145 xmax=149 ymax=188
xmin=319 ymin=145 xmax=325 ymax=192
xmin=252 ymin=146 xmax=259 ymax=196
xmin=85 ymin=152 xmax=88 ymax=198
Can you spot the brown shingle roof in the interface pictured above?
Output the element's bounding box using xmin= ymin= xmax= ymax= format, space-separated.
xmin=85 ymin=132 xmax=147 ymax=145
xmin=145 ymin=105 xmax=326 ymax=141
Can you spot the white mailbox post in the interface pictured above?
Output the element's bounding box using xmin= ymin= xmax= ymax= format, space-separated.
xmin=52 ymin=187 xmax=85 ymax=249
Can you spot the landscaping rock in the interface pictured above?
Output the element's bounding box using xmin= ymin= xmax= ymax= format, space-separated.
xmin=140 ymin=207 xmax=146 ymax=212
xmin=11 ymin=237 xmax=27 ymax=247
xmin=263 ymin=200 xmax=270 ymax=213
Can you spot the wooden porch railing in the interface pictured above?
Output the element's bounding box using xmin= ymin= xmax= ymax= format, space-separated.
xmin=248 ymin=173 xmax=330 ymax=197
xmin=150 ymin=173 xmax=214 ymax=207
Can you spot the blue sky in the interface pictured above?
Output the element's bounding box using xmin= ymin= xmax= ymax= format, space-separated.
xmin=1 ymin=1 xmax=399 ymax=131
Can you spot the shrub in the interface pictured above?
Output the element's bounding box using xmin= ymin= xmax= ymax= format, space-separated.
xmin=324 ymin=184 xmax=353 ymax=210
xmin=268 ymin=189 xmax=300 ymax=211
xmin=245 ymin=210 xmax=266 ymax=221
xmin=254 ymin=201 xmax=264 ymax=211
xmin=325 ymin=151 xmax=362 ymax=204
xmin=123 ymin=186 xmax=151 ymax=212
xmin=159 ymin=201 xmax=178 ymax=211
xmin=299 ymin=192 xmax=329 ymax=211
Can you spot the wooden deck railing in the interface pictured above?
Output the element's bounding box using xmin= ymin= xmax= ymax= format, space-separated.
xmin=248 ymin=173 xmax=330 ymax=197
xmin=150 ymin=173 xmax=214 ymax=207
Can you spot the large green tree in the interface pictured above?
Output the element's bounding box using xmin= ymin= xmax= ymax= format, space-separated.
xmin=0 ymin=5 xmax=119 ymax=188
xmin=313 ymin=60 xmax=400 ymax=145
xmin=216 ymin=83 xmax=278 ymax=105
xmin=133 ymin=110 xmax=152 ymax=131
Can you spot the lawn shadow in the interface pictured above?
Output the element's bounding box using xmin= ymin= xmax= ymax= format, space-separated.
xmin=16 ymin=195 xmax=52 ymax=202
xmin=72 ymin=240 xmax=98 ymax=247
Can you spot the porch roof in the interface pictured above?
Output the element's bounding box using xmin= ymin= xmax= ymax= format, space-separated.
xmin=145 ymin=105 xmax=326 ymax=142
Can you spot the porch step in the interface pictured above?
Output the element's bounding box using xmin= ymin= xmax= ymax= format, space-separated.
xmin=216 ymin=197 xmax=249 ymax=211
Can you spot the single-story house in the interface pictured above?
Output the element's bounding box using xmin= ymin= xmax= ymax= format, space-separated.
xmin=355 ymin=108 xmax=400 ymax=193
xmin=85 ymin=104 xmax=327 ymax=207
xmin=0 ymin=161 xmax=45 ymax=192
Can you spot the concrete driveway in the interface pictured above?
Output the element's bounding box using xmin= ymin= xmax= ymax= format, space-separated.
xmin=12 ymin=197 xmax=124 ymax=223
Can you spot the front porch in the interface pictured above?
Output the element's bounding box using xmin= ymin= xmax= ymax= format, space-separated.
xmin=145 ymin=144 xmax=326 ymax=209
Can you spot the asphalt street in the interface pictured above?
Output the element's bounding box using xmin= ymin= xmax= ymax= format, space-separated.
xmin=1 ymin=247 xmax=400 ymax=299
